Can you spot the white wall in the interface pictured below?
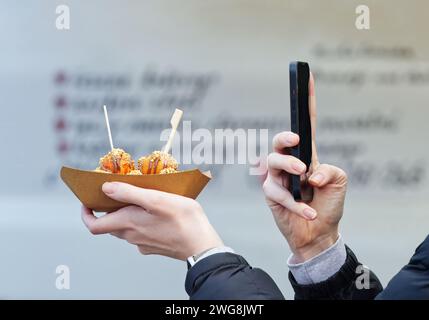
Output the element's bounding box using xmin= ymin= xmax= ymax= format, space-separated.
xmin=0 ymin=0 xmax=428 ymax=298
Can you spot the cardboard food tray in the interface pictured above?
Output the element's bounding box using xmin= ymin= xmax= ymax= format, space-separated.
xmin=61 ymin=166 xmax=212 ymax=212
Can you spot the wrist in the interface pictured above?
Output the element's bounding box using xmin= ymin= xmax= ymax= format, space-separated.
xmin=186 ymin=246 xmax=235 ymax=268
xmin=188 ymin=238 xmax=224 ymax=258
xmin=287 ymin=235 xmax=346 ymax=285
xmin=186 ymin=224 xmax=224 ymax=259
xmin=291 ymin=231 xmax=339 ymax=263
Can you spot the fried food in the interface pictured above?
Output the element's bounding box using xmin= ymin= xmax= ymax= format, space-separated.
xmin=138 ymin=151 xmax=178 ymax=174
xmin=128 ymin=169 xmax=143 ymax=175
xmin=98 ymin=148 xmax=135 ymax=174
xmin=160 ymin=167 xmax=178 ymax=174
xmin=94 ymin=149 xmax=178 ymax=175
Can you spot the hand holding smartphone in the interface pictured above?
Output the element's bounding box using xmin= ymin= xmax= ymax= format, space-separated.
xmin=289 ymin=61 xmax=313 ymax=201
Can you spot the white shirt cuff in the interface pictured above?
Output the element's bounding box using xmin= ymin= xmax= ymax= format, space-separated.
xmin=187 ymin=246 xmax=235 ymax=267
xmin=287 ymin=234 xmax=346 ymax=285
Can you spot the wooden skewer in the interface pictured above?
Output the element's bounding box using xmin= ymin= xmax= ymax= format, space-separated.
xmin=103 ymin=105 xmax=114 ymax=151
xmin=162 ymin=108 xmax=183 ymax=154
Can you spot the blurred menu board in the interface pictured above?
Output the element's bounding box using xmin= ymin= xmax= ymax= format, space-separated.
xmin=0 ymin=0 xmax=428 ymax=198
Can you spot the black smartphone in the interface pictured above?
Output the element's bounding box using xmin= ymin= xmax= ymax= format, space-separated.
xmin=289 ymin=61 xmax=313 ymax=201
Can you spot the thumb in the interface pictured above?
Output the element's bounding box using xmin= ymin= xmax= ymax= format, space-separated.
xmin=102 ymin=182 xmax=184 ymax=215
xmin=308 ymin=164 xmax=347 ymax=188
xmin=101 ymin=182 xmax=152 ymax=210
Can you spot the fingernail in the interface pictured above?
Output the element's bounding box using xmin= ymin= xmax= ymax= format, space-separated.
xmin=292 ymin=162 xmax=306 ymax=173
xmin=102 ymin=182 xmax=116 ymax=194
xmin=310 ymin=173 xmax=324 ymax=184
xmin=303 ymin=208 xmax=317 ymax=220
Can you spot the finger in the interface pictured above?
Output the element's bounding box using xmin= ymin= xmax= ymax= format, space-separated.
xmin=111 ymin=230 xmax=139 ymax=244
xmin=255 ymin=156 xmax=269 ymax=185
xmin=137 ymin=245 xmax=158 ymax=256
xmin=110 ymin=213 xmax=152 ymax=243
xmin=272 ymin=131 xmax=300 ymax=153
xmin=267 ymin=152 xmax=306 ymax=177
xmin=266 ymin=170 xmax=289 ymax=189
xmin=102 ymin=182 xmax=186 ymax=215
xmin=309 ymin=72 xmax=319 ymax=167
xmin=308 ymin=164 xmax=348 ymax=188
xmin=81 ymin=205 xmax=134 ymax=235
xmin=110 ymin=231 xmax=126 ymax=240
xmin=81 ymin=206 xmax=97 ymax=231
xmin=263 ymin=177 xmax=317 ymax=220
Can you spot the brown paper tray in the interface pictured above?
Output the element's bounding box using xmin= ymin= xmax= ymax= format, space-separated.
xmin=60 ymin=166 xmax=212 ymax=212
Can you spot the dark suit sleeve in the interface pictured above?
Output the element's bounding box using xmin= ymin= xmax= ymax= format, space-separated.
xmin=289 ymin=245 xmax=383 ymax=300
xmin=376 ymin=235 xmax=429 ymax=300
xmin=185 ymin=252 xmax=285 ymax=300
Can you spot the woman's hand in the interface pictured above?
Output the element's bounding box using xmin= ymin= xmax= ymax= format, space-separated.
xmin=263 ymin=73 xmax=347 ymax=262
xmin=81 ymin=182 xmax=223 ymax=261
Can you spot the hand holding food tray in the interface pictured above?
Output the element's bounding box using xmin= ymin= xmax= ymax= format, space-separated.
xmin=61 ymin=107 xmax=211 ymax=212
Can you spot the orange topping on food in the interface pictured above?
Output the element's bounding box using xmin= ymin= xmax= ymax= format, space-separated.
xmin=98 ymin=148 xmax=135 ymax=174
xmin=138 ymin=151 xmax=178 ymax=174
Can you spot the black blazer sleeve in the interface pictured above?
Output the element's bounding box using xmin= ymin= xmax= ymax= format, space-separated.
xmin=184 ymin=246 xmax=383 ymax=300
xmin=376 ymin=235 xmax=429 ymax=300
xmin=289 ymin=245 xmax=383 ymax=300
xmin=185 ymin=252 xmax=285 ymax=300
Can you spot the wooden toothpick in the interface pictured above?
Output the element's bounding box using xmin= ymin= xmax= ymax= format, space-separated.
xmin=162 ymin=108 xmax=183 ymax=154
xmin=103 ymin=105 xmax=114 ymax=151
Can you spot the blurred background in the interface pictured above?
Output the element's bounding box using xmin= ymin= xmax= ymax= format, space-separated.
xmin=1 ymin=0 xmax=428 ymax=299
